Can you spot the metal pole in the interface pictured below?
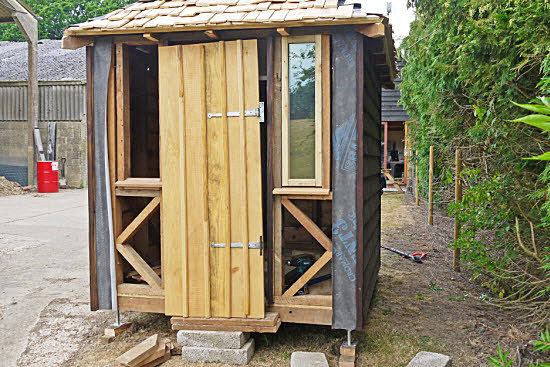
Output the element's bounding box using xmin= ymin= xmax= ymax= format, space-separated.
xmin=347 ymin=329 xmax=352 ymax=346
xmin=415 ymin=151 xmax=419 ymax=206
xmin=453 ymin=149 xmax=462 ymax=272
xmin=428 ymin=146 xmax=434 ymax=225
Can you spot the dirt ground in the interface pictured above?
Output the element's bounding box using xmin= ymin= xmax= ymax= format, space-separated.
xmin=16 ymin=192 xmax=543 ymax=366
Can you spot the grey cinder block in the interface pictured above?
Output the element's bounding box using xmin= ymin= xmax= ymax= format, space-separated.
xmin=177 ymin=330 xmax=250 ymax=349
xmin=290 ymin=352 xmax=329 ymax=367
xmin=407 ymin=351 xmax=452 ymax=367
xmin=180 ymin=337 xmax=254 ymax=365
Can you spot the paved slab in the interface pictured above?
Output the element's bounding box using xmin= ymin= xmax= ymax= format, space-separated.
xmin=0 ymin=190 xmax=90 ymax=367
xmin=177 ymin=330 xmax=250 ymax=349
xmin=291 ymin=351 xmax=329 ymax=367
xmin=181 ymin=337 xmax=255 ymax=365
xmin=407 ymin=351 xmax=452 ymax=367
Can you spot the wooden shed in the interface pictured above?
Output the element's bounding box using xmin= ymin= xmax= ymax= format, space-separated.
xmin=62 ymin=0 xmax=397 ymax=333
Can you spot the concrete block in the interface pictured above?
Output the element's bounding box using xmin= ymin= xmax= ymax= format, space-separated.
xmin=407 ymin=352 xmax=452 ymax=367
xmin=339 ymin=355 xmax=355 ymax=367
xmin=180 ymin=337 xmax=254 ymax=365
xmin=177 ymin=330 xmax=249 ymax=349
xmin=290 ymin=352 xmax=329 ymax=367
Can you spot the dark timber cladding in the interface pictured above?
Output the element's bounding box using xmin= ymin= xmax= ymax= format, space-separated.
xmin=362 ymin=37 xmax=382 ymax=327
xmin=332 ymin=28 xmax=364 ymax=330
xmin=93 ymin=37 xmax=115 ymax=310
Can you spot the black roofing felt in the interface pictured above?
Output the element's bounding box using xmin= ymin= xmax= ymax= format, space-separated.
xmin=381 ymin=60 xmax=410 ymax=122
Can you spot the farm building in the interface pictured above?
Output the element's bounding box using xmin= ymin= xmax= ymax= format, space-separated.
xmin=0 ymin=39 xmax=87 ymax=187
xmin=381 ymin=60 xmax=410 ymax=183
xmin=62 ymin=0 xmax=397 ymax=333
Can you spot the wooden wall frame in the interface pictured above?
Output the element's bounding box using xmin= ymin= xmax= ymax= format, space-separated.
xmin=281 ymin=35 xmax=325 ymax=188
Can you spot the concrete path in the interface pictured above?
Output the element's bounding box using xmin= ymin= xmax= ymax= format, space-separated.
xmin=0 ymin=189 xmax=89 ymax=366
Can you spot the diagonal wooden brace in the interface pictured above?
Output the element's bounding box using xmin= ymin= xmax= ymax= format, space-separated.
xmin=116 ymin=243 xmax=162 ymax=289
xmin=115 ymin=196 xmax=162 ymax=289
xmin=281 ymin=198 xmax=332 ymax=252
xmin=283 ymin=251 xmax=332 ymax=297
xmin=116 ymin=196 xmax=160 ymax=244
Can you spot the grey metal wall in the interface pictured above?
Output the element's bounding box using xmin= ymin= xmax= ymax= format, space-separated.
xmin=0 ymin=81 xmax=86 ymax=122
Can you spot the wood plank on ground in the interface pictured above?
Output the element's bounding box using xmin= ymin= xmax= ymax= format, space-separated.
xmin=116 ymin=334 xmax=159 ymax=367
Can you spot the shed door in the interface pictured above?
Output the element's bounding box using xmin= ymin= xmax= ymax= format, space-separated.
xmin=159 ymin=40 xmax=264 ymax=319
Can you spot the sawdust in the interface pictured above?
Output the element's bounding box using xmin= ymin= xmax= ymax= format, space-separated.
xmin=0 ymin=176 xmax=24 ymax=197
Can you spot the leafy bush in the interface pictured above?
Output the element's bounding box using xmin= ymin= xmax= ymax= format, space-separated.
xmin=401 ymin=0 xmax=550 ymax=324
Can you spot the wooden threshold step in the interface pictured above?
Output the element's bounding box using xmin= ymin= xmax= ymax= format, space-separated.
xmin=171 ymin=312 xmax=281 ymax=333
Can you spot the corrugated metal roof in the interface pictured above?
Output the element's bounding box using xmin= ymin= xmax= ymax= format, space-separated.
xmin=382 ymin=60 xmax=409 ymax=122
xmin=0 ymin=39 xmax=85 ymax=81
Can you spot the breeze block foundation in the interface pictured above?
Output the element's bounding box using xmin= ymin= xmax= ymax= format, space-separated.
xmin=177 ymin=330 xmax=254 ymax=365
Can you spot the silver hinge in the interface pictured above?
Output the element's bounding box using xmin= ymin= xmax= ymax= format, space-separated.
xmin=207 ymin=102 xmax=264 ymax=121
xmin=211 ymin=241 xmax=261 ymax=249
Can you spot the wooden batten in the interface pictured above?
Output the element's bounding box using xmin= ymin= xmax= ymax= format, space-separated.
xmin=355 ymin=23 xmax=385 ymax=38
xmin=61 ymin=35 xmax=93 ymax=50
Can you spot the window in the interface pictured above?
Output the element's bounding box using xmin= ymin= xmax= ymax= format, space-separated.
xmin=282 ymin=35 xmax=327 ymax=187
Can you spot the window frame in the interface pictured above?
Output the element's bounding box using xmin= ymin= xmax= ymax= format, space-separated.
xmin=281 ymin=35 xmax=324 ymax=187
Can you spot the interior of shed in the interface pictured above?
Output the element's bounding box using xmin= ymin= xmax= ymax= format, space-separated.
xmin=111 ymin=36 xmax=334 ymax=325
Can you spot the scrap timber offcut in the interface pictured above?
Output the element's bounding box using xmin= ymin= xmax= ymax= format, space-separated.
xmin=62 ymin=0 xmax=397 ymax=333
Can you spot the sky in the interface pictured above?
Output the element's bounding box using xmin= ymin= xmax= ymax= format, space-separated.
xmin=362 ymin=0 xmax=416 ymax=47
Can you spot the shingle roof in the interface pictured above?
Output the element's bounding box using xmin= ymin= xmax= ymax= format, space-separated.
xmin=65 ymin=0 xmax=384 ymax=35
xmin=381 ymin=60 xmax=409 ymax=122
xmin=0 ymin=40 xmax=85 ymax=81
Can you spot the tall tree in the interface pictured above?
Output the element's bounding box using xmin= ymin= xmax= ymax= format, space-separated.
xmin=0 ymin=0 xmax=134 ymax=41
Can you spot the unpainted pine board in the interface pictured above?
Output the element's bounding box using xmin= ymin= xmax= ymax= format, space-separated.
xmin=204 ymin=41 xmax=226 ymax=318
xmin=243 ymin=38 xmax=264 ymax=319
xmin=283 ymin=250 xmax=332 ymax=297
xmin=116 ymin=197 xmax=161 ymax=245
xmin=219 ymin=40 xmax=232 ymax=318
xmin=280 ymin=36 xmax=289 ymax=186
xmin=107 ymin=55 xmax=124 ymax=285
xmin=172 ymin=319 xmax=281 ymax=333
xmin=314 ymin=34 xmax=323 ymax=186
xmin=267 ymin=304 xmax=332 ymax=325
xmin=236 ymin=39 xmax=250 ymax=317
xmin=200 ymin=43 xmax=211 ymax=318
xmin=115 ymin=43 xmax=131 ymax=181
xmin=158 ymin=45 xmax=185 ymax=316
xmin=272 ymin=37 xmax=284 ymax=297
xmin=181 ymin=43 xmax=208 ymax=317
xmin=118 ymin=295 xmax=165 ymax=313
xmin=225 ymin=40 xmax=246 ymax=318
xmin=116 ymin=334 xmax=159 ymax=367
xmin=321 ymin=34 xmax=331 ymax=189
xmin=281 ymin=198 xmax=332 ymax=251
xmin=171 ymin=311 xmax=279 ymax=326
xmin=274 ymin=295 xmax=331 ymax=307
xmin=272 ymin=187 xmax=330 ymax=196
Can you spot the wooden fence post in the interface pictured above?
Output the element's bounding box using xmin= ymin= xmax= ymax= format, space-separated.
xmin=428 ymin=146 xmax=434 ymax=225
xmin=453 ymin=149 xmax=462 ymax=272
xmin=415 ymin=151 xmax=419 ymax=206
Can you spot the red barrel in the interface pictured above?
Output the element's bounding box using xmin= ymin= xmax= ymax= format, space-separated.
xmin=37 ymin=161 xmax=59 ymax=193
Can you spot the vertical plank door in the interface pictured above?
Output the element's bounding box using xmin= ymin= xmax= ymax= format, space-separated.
xmin=159 ymin=40 xmax=264 ymax=319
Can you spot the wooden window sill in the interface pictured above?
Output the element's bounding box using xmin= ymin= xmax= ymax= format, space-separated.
xmin=273 ymin=187 xmax=330 ymax=196
xmin=115 ymin=177 xmax=162 ymax=190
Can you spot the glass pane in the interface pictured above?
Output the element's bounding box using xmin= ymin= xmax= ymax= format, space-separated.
xmin=289 ymin=42 xmax=316 ymax=180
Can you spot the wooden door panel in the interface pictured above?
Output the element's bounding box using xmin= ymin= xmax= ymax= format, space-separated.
xmin=160 ymin=40 xmax=263 ymax=319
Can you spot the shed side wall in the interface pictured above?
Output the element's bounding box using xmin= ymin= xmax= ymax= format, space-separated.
xmin=331 ymin=29 xmax=362 ymax=330
xmin=361 ymin=38 xmax=382 ymax=326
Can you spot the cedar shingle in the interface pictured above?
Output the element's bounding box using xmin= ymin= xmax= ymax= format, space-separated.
xmin=65 ymin=0 xmax=383 ymax=33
